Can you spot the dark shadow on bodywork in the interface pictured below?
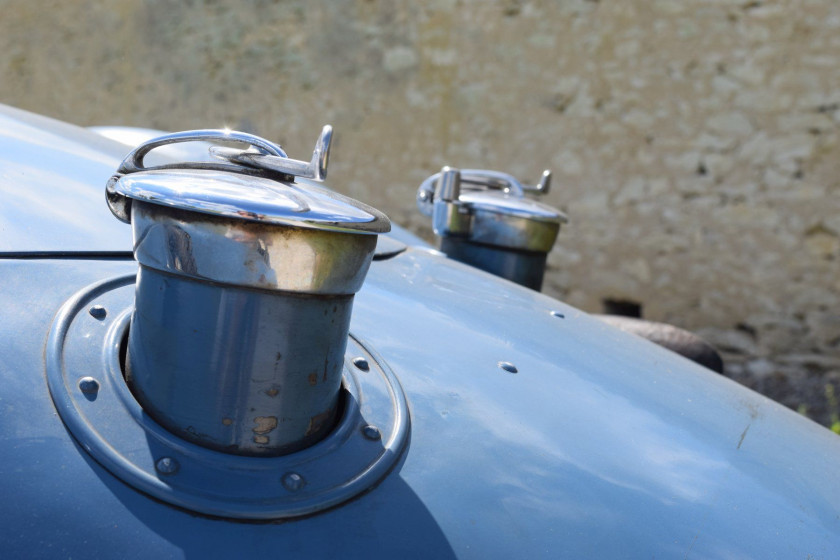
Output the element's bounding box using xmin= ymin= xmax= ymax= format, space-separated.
xmin=67 ymin=433 xmax=457 ymax=559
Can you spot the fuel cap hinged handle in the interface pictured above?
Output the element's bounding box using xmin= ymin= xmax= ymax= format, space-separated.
xmin=210 ymin=125 xmax=332 ymax=182
xmin=417 ymin=168 xmax=552 ymax=217
xmin=459 ymin=168 xmax=551 ymax=195
xmin=107 ymin=126 xmax=334 ymax=223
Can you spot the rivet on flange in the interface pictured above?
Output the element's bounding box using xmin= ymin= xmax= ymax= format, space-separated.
xmin=282 ymin=472 xmax=305 ymax=492
xmin=362 ymin=425 xmax=381 ymax=441
xmin=155 ymin=457 xmax=179 ymax=475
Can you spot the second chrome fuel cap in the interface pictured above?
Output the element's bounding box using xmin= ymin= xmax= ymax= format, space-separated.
xmin=417 ymin=167 xmax=567 ymax=290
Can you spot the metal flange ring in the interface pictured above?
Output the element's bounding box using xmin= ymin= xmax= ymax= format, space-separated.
xmin=46 ymin=274 xmax=410 ymax=520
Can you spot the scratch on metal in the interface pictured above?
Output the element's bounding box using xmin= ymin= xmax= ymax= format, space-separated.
xmin=737 ymin=423 xmax=751 ymax=450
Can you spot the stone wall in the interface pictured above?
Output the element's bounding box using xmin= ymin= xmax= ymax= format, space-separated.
xmin=2 ymin=0 xmax=839 ymax=425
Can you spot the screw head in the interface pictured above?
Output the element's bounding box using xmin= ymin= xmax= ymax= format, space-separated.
xmin=362 ymin=425 xmax=381 ymax=441
xmin=155 ymin=457 xmax=179 ymax=475
xmin=88 ymin=305 xmax=107 ymax=320
xmin=498 ymin=361 xmax=518 ymax=374
xmin=282 ymin=472 xmax=305 ymax=492
xmin=550 ymin=310 xmax=565 ymax=319
xmin=78 ymin=376 xmax=100 ymax=394
xmin=352 ymin=357 xmax=370 ymax=372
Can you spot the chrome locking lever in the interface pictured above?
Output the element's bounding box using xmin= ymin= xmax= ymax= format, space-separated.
xmin=417 ymin=168 xmax=552 ymax=217
xmin=209 ymin=125 xmax=332 ymax=181
xmin=460 ymin=168 xmax=551 ymax=195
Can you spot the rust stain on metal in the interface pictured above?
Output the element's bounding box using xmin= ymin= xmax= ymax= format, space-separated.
xmin=222 ymin=417 xmax=233 ymax=426
xmin=253 ymin=435 xmax=269 ymax=445
xmin=253 ymin=416 xmax=278 ymax=435
xmin=308 ymin=373 xmax=318 ymax=386
xmin=305 ymin=408 xmax=333 ymax=436
xmin=265 ymin=387 xmax=279 ymax=397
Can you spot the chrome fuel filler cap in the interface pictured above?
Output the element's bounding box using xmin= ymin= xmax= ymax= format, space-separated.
xmin=107 ymin=127 xmax=389 ymax=456
xmin=417 ymin=167 xmax=567 ymax=290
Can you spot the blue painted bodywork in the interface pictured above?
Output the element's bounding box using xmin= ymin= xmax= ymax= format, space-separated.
xmin=1 ymin=106 xmax=839 ymax=558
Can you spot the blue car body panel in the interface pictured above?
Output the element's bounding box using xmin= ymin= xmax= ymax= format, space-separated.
xmin=1 ymin=106 xmax=838 ymax=558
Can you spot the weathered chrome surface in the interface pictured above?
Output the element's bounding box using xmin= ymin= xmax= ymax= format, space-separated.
xmin=128 ymin=266 xmax=354 ymax=454
xmin=106 ymin=124 xmax=329 ymax=184
xmin=110 ymin=128 xmax=390 ymax=455
xmin=462 ymin=192 xmax=565 ymax=251
xmin=417 ymin=166 xmax=567 ymax=290
xmin=113 ymin=128 xmax=292 ymax=173
xmin=119 ymin=170 xmax=389 ymax=234
xmin=418 ymin=167 xmax=566 ymax=252
xmin=123 ymin=236 xmax=374 ymax=454
xmin=417 ymin=168 xmax=547 ymax=207
xmin=430 ymin=167 xmax=471 ymax=237
xmin=213 ymin=125 xmax=332 ymax=181
xmin=106 ymin=129 xmax=387 ymax=232
xmin=131 ymin=200 xmax=379 ymax=293
xmin=460 ymin=168 xmax=551 ymax=195
xmin=89 ymin=121 xmax=426 ymax=251
xmin=45 ymin=273 xmax=409 ymax=517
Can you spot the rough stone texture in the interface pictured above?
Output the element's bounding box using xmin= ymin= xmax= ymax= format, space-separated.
xmin=1 ymin=0 xmax=839 ymax=426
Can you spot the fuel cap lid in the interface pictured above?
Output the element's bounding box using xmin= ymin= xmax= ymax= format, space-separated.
xmin=460 ymin=190 xmax=567 ymax=224
xmin=113 ymin=169 xmax=389 ymax=234
xmin=105 ymin=127 xmax=390 ymax=294
xmin=106 ymin=127 xmax=389 ymax=235
xmin=416 ymin=167 xmax=567 ymax=252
